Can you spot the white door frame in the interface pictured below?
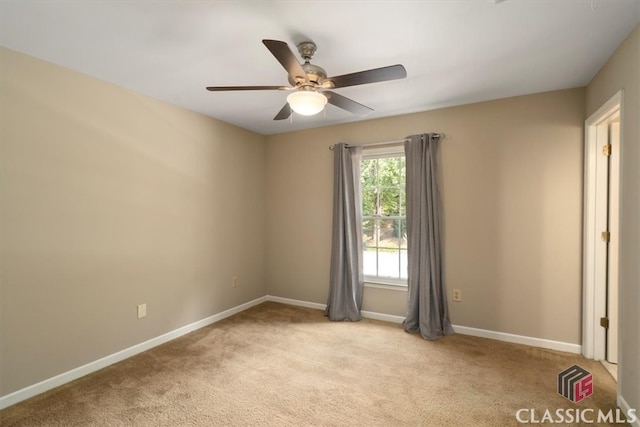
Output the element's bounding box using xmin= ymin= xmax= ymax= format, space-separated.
xmin=582 ymin=90 xmax=622 ymax=360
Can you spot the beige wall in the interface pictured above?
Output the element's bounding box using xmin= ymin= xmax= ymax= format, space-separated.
xmin=4 ymin=27 xmax=632 ymax=403
xmin=586 ymin=24 xmax=640 ymax=415
xmin=0 ymin=47 xmax=267 ymax=396
xmin=266 ymin=88 xmax=586 ymax=344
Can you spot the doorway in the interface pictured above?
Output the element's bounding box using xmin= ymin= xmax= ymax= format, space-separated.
xmin=582 ymin=91 xmax=622 ymax=381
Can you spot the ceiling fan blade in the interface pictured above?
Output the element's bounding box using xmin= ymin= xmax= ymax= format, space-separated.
xmin=206 ymin=85 xmax=289 ymax=91
xmin=324 ymin=91 xmax=373 ymax=116
xmin=327 ymin=64 xmax=407 ymax=88
xmin=273 ymin=103 xmax=292 ymax=121
xmin=262 ymin=39 xmax=308 ymax=84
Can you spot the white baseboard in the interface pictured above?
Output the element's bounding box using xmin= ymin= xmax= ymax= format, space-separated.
xmin=361 ymin=310 xmax=405 ymax=323
xmin=0 ymin=296 xmax=268 ymax=410
xmin=265 ymin=296 xmax=406 ymax=324
xmin=452 ymin=325 xmax=582 ymax=354
xmin=0 ymin=294 xmax=584 ymax=410
xmin=265 ymin=296 xmax=581 ymax=353
xmin=266 ymin=295 xmax=407 ymax=324
xmin=266 ymin=295 xmax=326 ymax=311
xmin=618 ymin=394 xmax=640 ymax=427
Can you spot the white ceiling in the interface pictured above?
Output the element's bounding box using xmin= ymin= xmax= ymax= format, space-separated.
xmin=1 ymin=1 xmax=638 ymax=135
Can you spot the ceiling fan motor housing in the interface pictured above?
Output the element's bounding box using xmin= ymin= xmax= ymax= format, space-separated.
xmin=284 ymin=42 xmax=328 ymax=88
xmin=289 ymin=63 xmax=328 ymax=88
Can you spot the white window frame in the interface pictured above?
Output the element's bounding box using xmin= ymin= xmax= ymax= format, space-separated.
xmin=360 ymin=145 xmax=407 ymax=288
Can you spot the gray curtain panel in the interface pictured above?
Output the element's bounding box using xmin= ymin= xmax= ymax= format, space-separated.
xmin=326 ymin=143 xmax=364 ymax=321
xmin=403 ymin=134 xmax=454 ymax=339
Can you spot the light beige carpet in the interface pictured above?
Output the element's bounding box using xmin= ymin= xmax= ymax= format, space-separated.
xmin=1 ymin=302 xmax=620 ymax=426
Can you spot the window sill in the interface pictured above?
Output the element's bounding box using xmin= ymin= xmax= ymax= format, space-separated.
xmin=364 ymin=281 xmax=408 ymax=292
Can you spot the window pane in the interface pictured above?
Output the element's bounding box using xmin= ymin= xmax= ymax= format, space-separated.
xmin=362 ymin=219 xmax=375 ymax=247
xmin=363 ymin=248 xmax=377 ymax=277
xmin=398 ymin=157 xmax=406 ymax=183
xmin=380 ymin=188 xmax=401 ymax=216
xmin=361 ymin=153 xmax=406 ymax=283
xmin=377 ymin=249 xmax=400 ymax=279
xmin=361 ymin=159 xmax=378 ymax=187
xmin=400 ymin=249 xmax=408 ymax=279
xmin=378 ymin=219 xmax=396 ymax=247
xmin=378 ymin=158 xmax=401 ymax=186
xmin=362 ymin=188 xmax=377 ymax=216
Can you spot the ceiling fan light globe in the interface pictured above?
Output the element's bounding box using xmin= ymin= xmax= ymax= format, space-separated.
xmin=287 ymin=91 xmax=327 ymax=116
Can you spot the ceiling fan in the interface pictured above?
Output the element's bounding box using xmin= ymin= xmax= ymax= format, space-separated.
xmin=206 ymin=39 xmax=407 ymax=120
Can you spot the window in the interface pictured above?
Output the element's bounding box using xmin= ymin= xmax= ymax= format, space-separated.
xmin=360 ymin=148 xmax=407 ymax=286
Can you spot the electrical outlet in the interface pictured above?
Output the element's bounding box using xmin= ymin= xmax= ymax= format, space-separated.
xmin=452 ymin=289 xmax=462 ymax=302
xmin=232 ymin=276 xmax=238 ymax=288
xmin=137 ymin=303 xmax=147 ymax=319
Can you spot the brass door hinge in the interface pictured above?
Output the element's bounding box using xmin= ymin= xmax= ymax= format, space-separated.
xmin=602 ymin=144 xmax=612 ymax=156
xmin=601 ymin=231 xmax=610 ymax=242
xmin=600 ymin=317 xmax=609 ymax=329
